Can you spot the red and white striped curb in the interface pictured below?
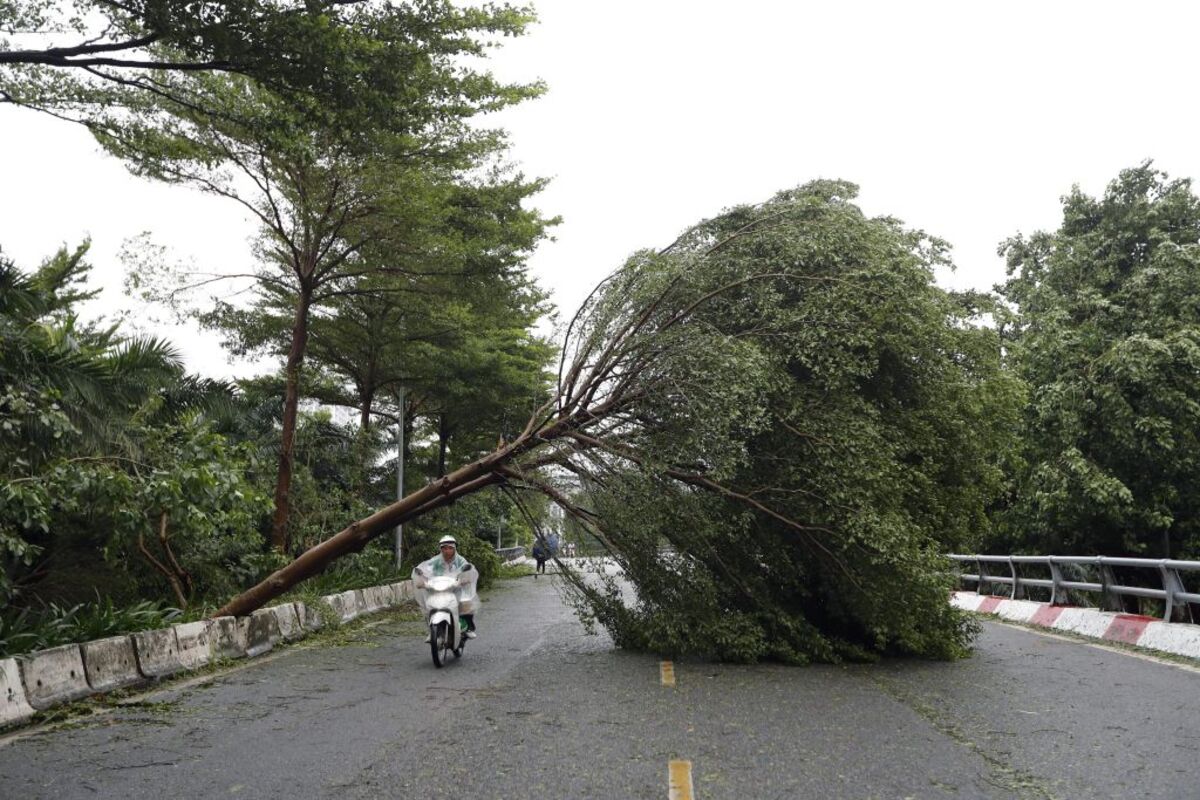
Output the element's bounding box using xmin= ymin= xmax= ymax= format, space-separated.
xmin=952 ymin=591 xmax=1200 ymax=660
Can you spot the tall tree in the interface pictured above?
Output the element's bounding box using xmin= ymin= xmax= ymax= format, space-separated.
xmin=995 ymin=163 xmax=1200 ymax=558
xmin=216 ymin=182 xmax=1020 ymax=664
xmin=105 ymin=59 xmax=547 ymax=551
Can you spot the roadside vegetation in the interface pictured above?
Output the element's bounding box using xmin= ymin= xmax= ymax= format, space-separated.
xmin=4 ymin=1 xmax=1200 ymax=663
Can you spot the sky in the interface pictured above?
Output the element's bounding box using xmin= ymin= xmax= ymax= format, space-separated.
xmin=3 ymin=0 xmax=1200 ymax=378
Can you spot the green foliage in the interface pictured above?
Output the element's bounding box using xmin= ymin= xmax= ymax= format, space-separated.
xmin=560 ymin=181 xmax=1016 ymax=663
xmin=1 ymin=248 xmax=272 ymax=610
xmin=1 ymin=0 xmax=543 ymax=143
xmin=0 ymin=596 xmax=179 ymax=658
xmin=994 ymin=163 xmax=1200 ymax=558
xmin=496 ymin=562 xmax=534 ymax=579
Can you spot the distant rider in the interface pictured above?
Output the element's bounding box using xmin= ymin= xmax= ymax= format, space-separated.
xmin=532 ymin=540 xmax=548 ymax=576
xmin=416 ymin=535 xmax=478 ymax=641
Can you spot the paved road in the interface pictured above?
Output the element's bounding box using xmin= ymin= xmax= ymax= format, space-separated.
xmin=2 ymin=573 xmax=1199 ymax=799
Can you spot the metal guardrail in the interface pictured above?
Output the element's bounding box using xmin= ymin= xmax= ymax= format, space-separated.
xmin=948 ymin=554 xmax=1200 ymax=622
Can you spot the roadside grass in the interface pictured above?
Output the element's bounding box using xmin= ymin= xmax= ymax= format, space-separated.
xmin=497 ymin=563 xmax=535 ymax=580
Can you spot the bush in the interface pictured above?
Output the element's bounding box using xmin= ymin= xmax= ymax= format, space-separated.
xmin=0 ymin=595 xmax=180 ymax=658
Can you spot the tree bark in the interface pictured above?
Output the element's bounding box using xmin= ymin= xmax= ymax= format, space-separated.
xmin=139 ymin=513 xmax=189 ymax=609
xmin=215 ymin=462 xmax=509 ymax=617
xmin=213 ymin=401 xmax=611 ymax=618
xmin=358 ymin=387 xmax=375 ymax=431
xmin=437 ymin=413 xmax=449 ymax=478
xmin=270 ymin=285 xmax=314 ymax=552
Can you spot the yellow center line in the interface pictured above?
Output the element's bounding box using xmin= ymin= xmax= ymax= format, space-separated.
xmin=669 ymin=759 xmax=694 ymax=800
xmin=659 ymin=660 xmax=676 ymax=687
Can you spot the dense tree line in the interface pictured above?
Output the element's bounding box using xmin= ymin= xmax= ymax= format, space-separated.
xmin=988 ymin=163 xmax=1200 ymax=561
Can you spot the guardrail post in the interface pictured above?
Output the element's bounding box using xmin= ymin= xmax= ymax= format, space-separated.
xmin=1007 ymin=557 xmax=1021 ymax=599
xmin=1049 ymin=560 xmax=1067 ymax=605
xmin=975 ymin=558 xmax=987 ymax=596
xmin=1098 ymin=564 xmax=1123 ymax=612
xmin=1159 ymin=565 xmax=1192 ymax=623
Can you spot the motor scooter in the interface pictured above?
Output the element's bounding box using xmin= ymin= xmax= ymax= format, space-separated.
xmin=412 ymin=564 xmax=477 ymax=668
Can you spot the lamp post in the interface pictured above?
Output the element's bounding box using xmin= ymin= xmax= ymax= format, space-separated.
xmin=393 ymin=385 xmax=406 ymax=569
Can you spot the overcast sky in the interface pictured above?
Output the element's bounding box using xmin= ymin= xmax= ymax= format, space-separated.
xmin=3 ymin=0 xmax=1199 ymax=378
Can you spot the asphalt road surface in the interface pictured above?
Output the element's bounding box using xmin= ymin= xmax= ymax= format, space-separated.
xmin=2 ymin=571 xmax=1199 ymax=799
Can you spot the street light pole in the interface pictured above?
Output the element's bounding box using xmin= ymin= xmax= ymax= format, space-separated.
xmin=394 ymin=385 xmax=406 ymax=570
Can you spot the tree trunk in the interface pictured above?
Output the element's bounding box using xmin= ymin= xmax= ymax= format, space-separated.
xmin=215 ymin=457 xmax=510 ymax=617
xmin=437 ymin=414 xmax=449 ymax=478
xmin=358 ymin=388 xmax=374 ymax=431
xmin=138 ymin=513 xmax=189 ymax=609
xmin=270 ymin=285 xmax=314 ymax=553
xmin=214 ymin=404 xmax=589 ymax=618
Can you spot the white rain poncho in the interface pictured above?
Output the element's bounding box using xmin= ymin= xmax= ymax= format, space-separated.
xmin=412 ymin=552 xmax=478 ymax=616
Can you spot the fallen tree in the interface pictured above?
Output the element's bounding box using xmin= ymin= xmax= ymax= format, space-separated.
xmin=216 ymin=180 xmax=1020 ymax=662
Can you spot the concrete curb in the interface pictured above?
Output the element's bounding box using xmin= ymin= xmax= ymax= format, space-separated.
xmin=131 ymin=628 xmax=184 ymax=678
xmin=361 ymin=586 xmax=389 ymax=613
xmin=239 ymin=609 xmax=281 ymax=658
xmin=81 ymin=636 xmax=144 ymax=693
xmin=17 ymin=644 xmax=92 ymax=710
xmin=0 ymin=577 xmax=418 ymax=729
xmin=295 ymin=602 xmax=324 ymax=632
xmin=173 ymin=621 xmax=213 ymax=670
xmin=322 ymin=590 xmax=361 ymax=623
xmin=0 ymin=658 xmax=36 ymax=728
xmin=270 ymin=604 xmax=304 ymax=642
xmin=952 ymin=591 xmax=1200 ymax=660
xmin=209 ymin=616 xmax=246 ymax=659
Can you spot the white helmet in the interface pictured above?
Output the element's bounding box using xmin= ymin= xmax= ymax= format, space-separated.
xmin=438 ymin=535 xmax=457 ymax=548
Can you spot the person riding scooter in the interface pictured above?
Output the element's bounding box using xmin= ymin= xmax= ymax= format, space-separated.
xmin=414 ymin=535 xmax=477 ymax=642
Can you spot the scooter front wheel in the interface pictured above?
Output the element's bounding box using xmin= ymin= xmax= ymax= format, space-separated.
xmin=430 ymin=621 xmax=449 ymax=668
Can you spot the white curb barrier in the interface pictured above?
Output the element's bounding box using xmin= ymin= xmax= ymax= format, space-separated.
xmin=173 ymin=621 xmax=213 ymax=670
xmin=131 ymin=628 xmax=184 ymax=678
xmin=270 ymin=604 xmax=304 ymax=642
xmin=953 ymin=591 xmax=1200 ymax=661
xmin=81 ymin=636 xmax=143 ymax=693
xmin=295 ymin=602 xmax=325 ymax=632
xmin=1138 ymin=620 xmax=1200 ymax=655
xmin=0 ymin=576 xmax=421 ymax=729
xmin=239 ymin=608 xmax=281 ymax=657
xmin=361 ymin=586 xmax=388 ymax=612
xmin=18 ymin=644 xmax=92 ymax=710
xmin=0 ymin=658 xmax=36 ymax=728
xmin=209 ymin=616 xmax=245 ymax=659
xmin=322 ymin=591 xmax=360 ymax=623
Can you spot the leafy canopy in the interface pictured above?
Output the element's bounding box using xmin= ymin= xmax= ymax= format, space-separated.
xmin=995 ymin=163 xmax=1200 ymax=558
xmin=537 ymin=180 xmax=1021 ymax=662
